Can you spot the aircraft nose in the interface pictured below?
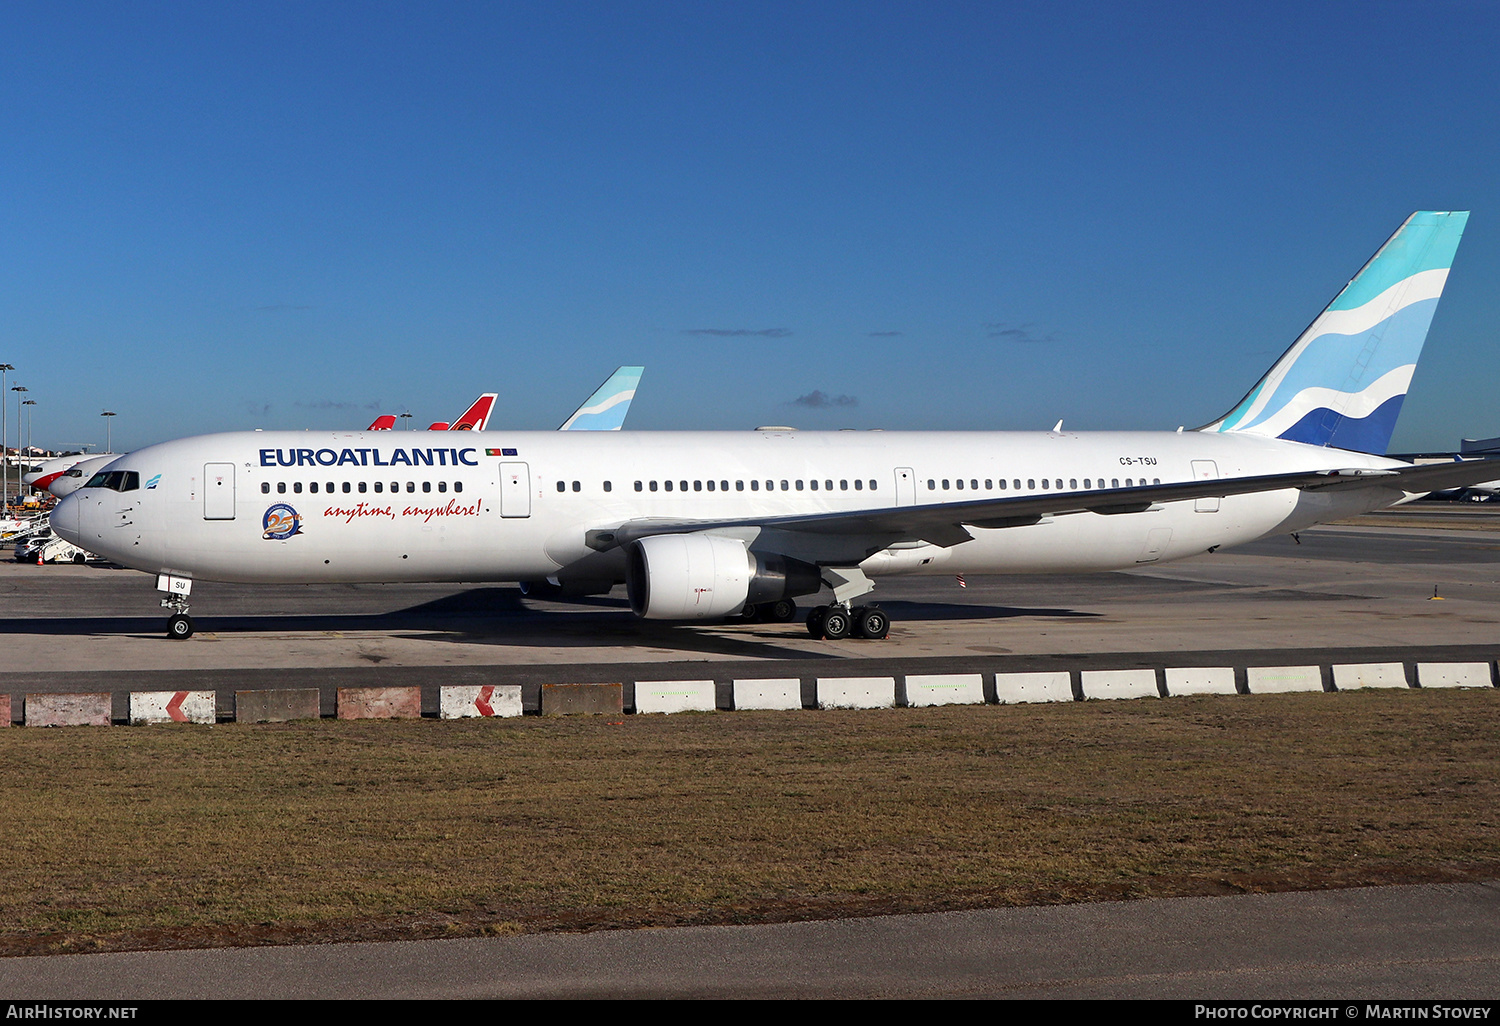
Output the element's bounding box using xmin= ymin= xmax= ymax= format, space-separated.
xmin=51 ymin=493 xmax=82 ymax=545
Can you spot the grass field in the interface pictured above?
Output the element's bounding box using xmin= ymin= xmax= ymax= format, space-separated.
xmin=2 ymin=688 xmax=1498 ymax=955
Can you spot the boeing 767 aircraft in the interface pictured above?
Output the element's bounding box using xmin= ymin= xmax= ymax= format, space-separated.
xmin=54 ymin=212 xmax=1493 ymax=640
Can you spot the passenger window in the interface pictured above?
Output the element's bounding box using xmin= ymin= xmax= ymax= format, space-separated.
xmin=635 ymin=481 xmax=643 ymax=492
xmin=650 ymin=481 xmax=658 ymax=492
xmin=1153 ymin=478 xmax=1160 ymax=485
xmin=423 ymin=481 xmax=432 ymax=493
xmin=1042 ymin=479 xmax=1050 ymax=489
xmin=840 ymin=480 xmax=848 ymax=490
xmin=1112 ymin=478 xmax=1119 ymax=488
xmin=278 ymin=482 xmax=287 ymax=494
xmin=310 ymin=482 xmax=319 ymax=494
xmin=1125 ymin=478 xmax=1133 ymax=487
xmin=1027 ymin=479 xmax=1035 ymax=489
xmin=810 ymin=480 xmax=818 ymax=491
xmin=603 ymin=481 xmax=612 ymax=492
xmin=438 ymin=481 xmax=447 ymax=493
xmin=358 ymin=481 xmax=367 ymax=493
xmin=680 ymin=481 xmax=688 ymax=492
xmin=1013 ymin=479 xmax=1021 ymax=490
xmin=694 ymin=480 xmax=703 ymax=492
xmin=750 ymin=480 xmax=758 ymax=491
xmin=736 ymin=481 xmax=745 ymax=491
xmin=928 ymin=479 xmax=936 ymax=490
xmin=406 ymin=482 xmax=415 ymax=493
xmin=1055 ymin=479 xmax=1062 ymax=490
xmin=722 ymin=481 xmax=729 ymax=491
xmin=294 ymin=482 xmax=303 ymax=493
xmin=795 ymin=480 xmax=804 ymax=491
xmin=343 ymin=482 xmax=351 ymax=493
xmin=556 ymin=481 xmax=565 ymax=492
xmin=455 ymin=481 xmax=463 ymax=493
xmin=984 ymin=479 xmax=992 ymax=489
xmin=706 ymin=480 xmax=714 ymax=491
xmin=869 ymin=480 xmax=877 ymax=490
xmin=998 ymin=479 xmax=1007 ymax=490
xmin=942 ymin=479 xmax=950 ymax=490
xmin=665 ymin=480 xmax=673 ymax=491
xmin=825 ymin=480 xmax=832 ymax=490
xmin=261 ymin=482 xmax=270 ymax=494
xmin=970 ymin=479 xmax=978 ymax=490
xmin=781 ymin=480 xmax=789 ymax=491
xmin=1069 ymin=479 xmax=1077 ymax=489
xmin=955 ymin=479 xmax=963 ymax=490
xmin=766 ymin=481 xmax=775 ymax=491
xmin=1084 ymin=479 xmax=1090 ymax=489
xmin=572 ymin=481 xmax=580 ymax=492
xmin=855 ymin=479 xmax=863 ymax=490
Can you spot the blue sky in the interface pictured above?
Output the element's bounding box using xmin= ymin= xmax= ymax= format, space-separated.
xmin=2 ymin=1 xmax=1497 ymax=453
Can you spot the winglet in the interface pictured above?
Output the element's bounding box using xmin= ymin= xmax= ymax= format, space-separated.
xmin=559 ymin=367 xmax=644 ymax=431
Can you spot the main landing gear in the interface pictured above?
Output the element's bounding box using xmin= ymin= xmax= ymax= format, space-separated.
xmin=804 ymin=565 xmax=889 ymax=640
xmin=739 ymin=598 xmax=800 ymax=623
xmin=807 ymin=604 xmax=890 ymax=640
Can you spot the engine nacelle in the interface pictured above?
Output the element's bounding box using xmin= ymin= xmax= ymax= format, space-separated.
xmin=627 ymin=534 xmax=821 ymax=620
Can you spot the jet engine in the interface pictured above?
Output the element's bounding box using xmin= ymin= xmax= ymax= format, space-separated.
xmin=626 ymin=534 xmax=821 ymax=620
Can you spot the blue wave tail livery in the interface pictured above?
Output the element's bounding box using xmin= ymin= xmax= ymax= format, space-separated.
xmin=558 ymin=366 xmax=644 ymax=431
xmin=1202 ymin=211 xmax=1468 ymax=454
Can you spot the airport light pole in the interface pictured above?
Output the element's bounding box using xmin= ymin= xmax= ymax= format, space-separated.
xmin=101 ymin=410 xmax=115 ymax=454
xmin=22 ymin=400 xmax=35 ymax=470
xmin=399 ymin=412 xmax=413 ymax=430
xmin=0 ymin=364 xmax=11 ymax=510
xmin=12 ymin=387 xmax=26 ymax=493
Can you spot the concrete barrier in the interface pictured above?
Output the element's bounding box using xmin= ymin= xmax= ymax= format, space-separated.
xmin=1332 ymin=663 xmax=1410 ymax=690
xmin=26 ymin=693 xmax=111 ymax=727
xmin=541 ymin=683 xmax=623 ymax=716
xmin=440 ymin=685 xmax=522 ymax=719
xmin=1416 ymin=662 xmax=1495 ymax=689
xmin=732 ymin=679 xmax=803 ymax=711
xmin=336 ymin=686 xmax=421 ymax=720
xmin=994 ymin=671 xmax=1073 ymax=704
xmin=1080 ymin=669 xmax=1158 ymax=700
xmin=905 ymin=674 xmax=984 ymax=707
xmin=0 ymin=694 xmax=10 ymax=726
xmin=1164 ymin=667 xmax=1237 ymax=696
xmin=1246 ymin=665 xmax=1324 ymax=694
xmin=817 ymin=677 xmax=896 ymax=710
xmin=130 ymin=690 xmax=216 ymax=724
xmin=236 ymin=688 xmax=320 ymax=723
xmin=635 ymin=680 xmax=716 ymax=714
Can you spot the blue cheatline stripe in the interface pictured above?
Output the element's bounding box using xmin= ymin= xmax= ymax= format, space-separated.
xmin=1328 ymin=211 xmax=1467 ymax=312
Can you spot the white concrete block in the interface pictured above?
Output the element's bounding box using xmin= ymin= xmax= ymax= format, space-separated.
xmin=993 ymin=671 xmax=1073 ymax=704
xmin=1246 ymin=665 xmax=1324 ymax=694
xmin=1417 ymin=662 xmax=1494 ymax=689
xmin=439 ymin=685 xmax=522 ymax=719
xmin=732 ymin=678 xmax=802 ymax=711
xmin=1333 ymin=663 xmax=1410 ymax=690
xmin=129 ymin=690 xmax=216 ymax=724
xmin=635 ymin=679 xmax=716 ymax=714
xmin=817 ymin=677 xmax=896 ymax=709
xmin=905 ymin=674 xmax=985 ymax=707
xmin=1164 ymin=667 xmax=1237 ymax=696
xmin=1080 ymin=669 xmax=1158 ymax=700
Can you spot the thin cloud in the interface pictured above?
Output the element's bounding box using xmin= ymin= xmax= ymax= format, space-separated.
xmin=683 ymin=327 xmax=793 ymax=338
xmin=294 ymin=399 xmax=384 ymax=411
xmin=244 ymin=401 xmax=272 ymax=416
xmin=985 ymin=322 xmax=1058 ymax=344
xmin=865 ymin=330 xmax=903 ymax=337
xmin=787 ymin=390 xmax=858 ymax=409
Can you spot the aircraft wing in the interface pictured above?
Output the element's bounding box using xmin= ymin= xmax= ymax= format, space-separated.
xmin=600 ymin=460 xmax=1497 ymax=554
xmin=559 ymin=367 xmax=643 ymax=431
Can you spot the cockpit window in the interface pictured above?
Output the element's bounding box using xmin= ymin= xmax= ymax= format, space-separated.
xmin=82 ymin=470 xmax=140 ymax=491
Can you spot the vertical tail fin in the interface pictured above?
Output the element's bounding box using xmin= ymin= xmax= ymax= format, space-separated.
xmin=1202 ymin=211 xmax=1468 ymax=454
xmin=558 ymin=366 xmax=644 ymax=431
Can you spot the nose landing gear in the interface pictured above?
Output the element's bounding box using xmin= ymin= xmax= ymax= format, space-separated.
xmin=162 ymin=591 xmax=194 ymax=640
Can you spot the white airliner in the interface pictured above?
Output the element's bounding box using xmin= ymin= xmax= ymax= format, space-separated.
xmin=55 ymin=213 xmax=1494 ymax=641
